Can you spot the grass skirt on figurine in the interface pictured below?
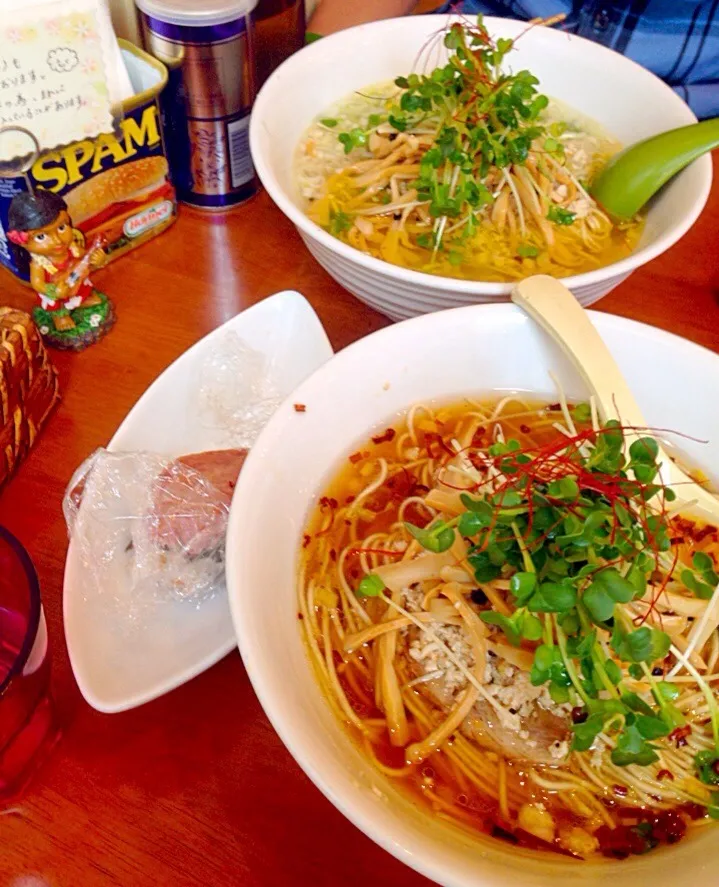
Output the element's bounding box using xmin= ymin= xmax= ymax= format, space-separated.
xmin=33 ymin=290 xmax=115 ymax=351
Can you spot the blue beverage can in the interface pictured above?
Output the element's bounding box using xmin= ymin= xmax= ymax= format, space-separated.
xmin=136 ymin=0 xmax=259 ymax=210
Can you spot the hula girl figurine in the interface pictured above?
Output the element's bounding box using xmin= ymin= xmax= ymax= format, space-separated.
xmin=7 ymin=190 xmax=115 ymax=350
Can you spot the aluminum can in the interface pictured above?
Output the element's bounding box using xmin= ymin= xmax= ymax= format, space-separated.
xmin=137 ymin=0 xmax=259 ymax=209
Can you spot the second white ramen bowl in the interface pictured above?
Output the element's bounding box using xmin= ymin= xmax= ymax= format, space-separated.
xmin=250 ymin=15 xmax=711 ymax=320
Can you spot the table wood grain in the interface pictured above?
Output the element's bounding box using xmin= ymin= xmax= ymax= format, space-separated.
xmin=0 ymin=157 xmax=717 ymax=887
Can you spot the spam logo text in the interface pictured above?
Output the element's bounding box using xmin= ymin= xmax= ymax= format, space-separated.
xmin=31 ymin=104 xmax=162 ymax=192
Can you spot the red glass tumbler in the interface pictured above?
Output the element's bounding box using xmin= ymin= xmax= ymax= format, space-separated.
xmin=0 ymin=526 xmax=59 ymax=800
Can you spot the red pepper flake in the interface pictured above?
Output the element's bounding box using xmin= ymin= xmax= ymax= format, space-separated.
xmin=650 ymin=810 xmax=687 ymax=845
xmin=424 ymin=432 xmax=441 ymax=459
xmin=345 ymin=495 xmax=356 ymax=504
xmin=349 ymin=452 xmax=363 ymax=464
xmin=319 ymin=496 xmax=338 ymax=510
xmin=613 ymin=784 xmax=628 ymax=798
xmin=683 ymin=803 xmax=707 ymax=820
xmin=596 ymin=810 xmax=688 ymax=859
xmin=404 ymin=502 xmax=431 ymax=529
xmin=293 ymin=403 xmax=306 ymax=412
xmin=657 ymin=769 xmax=674 ymax=782
xmin=371 ymin=428 xmax=396 ymax=445
xmin=519 ymin=424 xmax=531 ymax=434
xmin=669 ymin=725 xmax=692 ymax=748
xmin=425 ymin=431 xmax=455 ymax=459
xmin=469 ymin=453 xmax=488 ymax=472
xmin=302 ymin=534 xmax=311 ymax=548
xmin=329 ymin=548 xmax=337 ymax=562
xmin=693 ymin=524 xmax=717 ymax=543
xmin=350 ymin=568 xmax=359 ymax=579
xmin=547 ymin=402 xmax=562 ymax=411
xmin=471 ymin=426 xmax=486 ymax=447
xmin=672 ymin=517 xmax=694 ymax=535
xmin=595 ymin=824 xmax=647 ymax=859
xmin=670 ymin=514 xmax=719 ymax=544
xmin=297 ymin=612 xmax=304 ymax=620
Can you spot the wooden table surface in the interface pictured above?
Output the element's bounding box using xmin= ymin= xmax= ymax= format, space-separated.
xmin=0 ymin=158 xmax=718 ymax=887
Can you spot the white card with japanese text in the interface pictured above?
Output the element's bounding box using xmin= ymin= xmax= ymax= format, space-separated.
xmin=0 ymin=0 xmax=130 ymax=164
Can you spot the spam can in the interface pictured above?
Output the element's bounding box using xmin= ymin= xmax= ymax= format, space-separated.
xmin=0 ymin=41 xmax=177 ymax=285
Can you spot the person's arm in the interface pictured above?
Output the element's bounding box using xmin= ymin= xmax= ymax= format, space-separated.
xmin=308 ymin=0 xmax=418 ymax=36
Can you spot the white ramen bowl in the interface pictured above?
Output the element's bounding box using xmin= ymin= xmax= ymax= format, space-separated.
xmin=227 ymin=304 xmax=719 ymax=887
xmin=250 ymin=15 xmax=711 ymax=321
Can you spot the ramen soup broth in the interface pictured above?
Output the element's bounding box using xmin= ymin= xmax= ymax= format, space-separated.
xmin=299 ymin=396 xmax=719 ymax=860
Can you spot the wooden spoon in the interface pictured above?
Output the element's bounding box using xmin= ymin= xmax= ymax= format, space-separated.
xmin=511 ymin=275 xmax=719 ymax=526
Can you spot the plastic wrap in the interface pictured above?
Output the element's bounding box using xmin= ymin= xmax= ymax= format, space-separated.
xmin=63 ymin=447 xmax=246 ymax=623
xmin=63 ymin=328 xmax=283 ymax=629
xmin=198 ymin=331 xmax=283 ymax=449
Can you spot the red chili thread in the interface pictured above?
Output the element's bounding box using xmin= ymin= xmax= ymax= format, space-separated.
xmin=349 ymin=547 xmax=403 ymax=557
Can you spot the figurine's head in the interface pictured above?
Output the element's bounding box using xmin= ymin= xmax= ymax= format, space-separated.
xmin=8 ymin=190 xmax=74 ymax=261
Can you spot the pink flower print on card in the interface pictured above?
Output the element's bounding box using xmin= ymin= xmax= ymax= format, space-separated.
xmin=45 ymin=19 xmax=63 ymax=37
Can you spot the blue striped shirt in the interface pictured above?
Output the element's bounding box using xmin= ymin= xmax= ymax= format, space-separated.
xmin=434 ymin=1 xmax=719 ymax=118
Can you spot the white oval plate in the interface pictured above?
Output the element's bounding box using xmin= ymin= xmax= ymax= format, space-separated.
xmin=64 ymin=291 xmax=333 ymax=713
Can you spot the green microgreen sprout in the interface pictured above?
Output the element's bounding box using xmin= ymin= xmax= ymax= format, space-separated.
xmin=404 ymin=517 xmax=457 ymax=553
xmin=338 ymin=128 xmax=369 ymax=154
xmin=695 ymin=750 xmax=719 ymax=786
xmin=682 ymin=551 xmax=719 ymax=599
xmin=357 ymin=573 xmax=386 ymax=597
xmin=352 ymin=414 xmax=719 ymax=801
xmin=419 ymin=422 xmax=707 ymax=774
xmin=329 ymin=209 xmax=353 ymax=236
xmin=707 ymin=791 xmax=719 ymax=819
xmin=547 ymin=204 xmax=576 ymax=226
xmin=330 ymin=16 xmax=570 ymax=260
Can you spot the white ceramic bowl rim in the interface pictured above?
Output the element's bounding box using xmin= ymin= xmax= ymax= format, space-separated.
xmin=250 ymin=15 xmax=711 ymax=296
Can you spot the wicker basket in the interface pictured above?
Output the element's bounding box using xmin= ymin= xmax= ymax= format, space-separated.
xmin=0 ymin=308 xmax=60 ymax=491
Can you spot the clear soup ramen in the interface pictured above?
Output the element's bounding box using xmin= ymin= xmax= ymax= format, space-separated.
xmin=299 ymin=395 xmax=719 ymax=860
xmin=295 ymin=17 xmax=644 ymax=284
